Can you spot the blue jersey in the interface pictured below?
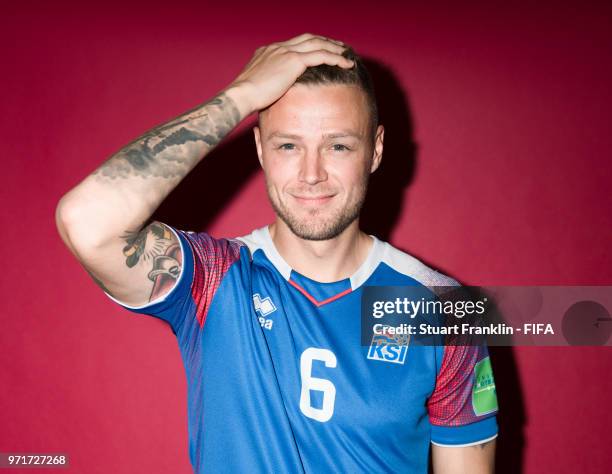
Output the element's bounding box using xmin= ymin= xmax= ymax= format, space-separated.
xmin=107 ymin=225 xmax=498 ymax=473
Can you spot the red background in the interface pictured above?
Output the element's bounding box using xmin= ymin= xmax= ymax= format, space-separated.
xmin=2 ymin=1 xmax=611 ymax=472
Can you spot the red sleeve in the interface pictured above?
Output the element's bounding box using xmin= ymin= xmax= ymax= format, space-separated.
xmin=180 ymin=230 xmax=244 ymax=328
xmin=427 ymin=344 xmax=498 ymax=426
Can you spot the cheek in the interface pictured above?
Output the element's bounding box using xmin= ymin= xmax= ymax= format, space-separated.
xmin=330 ymin=159 xmax=370 ymax=189
xmin=262 ymin=156 xmax=294 ymax=188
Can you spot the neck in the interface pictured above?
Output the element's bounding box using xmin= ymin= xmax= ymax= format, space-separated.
xmin=269 ymin=218 xmax=373 ymax=283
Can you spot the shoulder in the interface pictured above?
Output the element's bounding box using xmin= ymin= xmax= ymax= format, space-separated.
xmin=378 ymin=238 xmax=460 ymax=287
xmin=173 ymin=229 xmax=247 ymax=273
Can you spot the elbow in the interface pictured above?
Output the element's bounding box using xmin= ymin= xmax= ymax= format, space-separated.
xmin=55 ymin=196 xmax=71 ymax=233
xmin=55 ymin=195 xmax=76 ymax=251
xmin=55 ymin=195 xmax=109 ymax=256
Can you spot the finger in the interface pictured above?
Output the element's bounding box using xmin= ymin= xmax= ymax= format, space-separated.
xmin=284 ymin=33 xmax=344 ymax=47
xmin=289 ymin=37 xmax=347 ymax=55
xmin=297 ymin=50 xmax=354 ymax=69
xmin=318 ymin=35 xmax=346 ymax=46
xmin=283 ymin=33 xmax=315 ymax=45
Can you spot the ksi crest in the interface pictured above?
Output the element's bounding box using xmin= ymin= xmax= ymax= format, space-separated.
xmin=367 ymin=329 xmax=410 ymax=365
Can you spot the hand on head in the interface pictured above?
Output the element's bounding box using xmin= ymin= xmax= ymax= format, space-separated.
xmin=228 ymin=33 xmax=353 ymax=114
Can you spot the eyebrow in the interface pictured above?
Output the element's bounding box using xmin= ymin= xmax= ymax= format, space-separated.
xmin=266 ymin=131 xmax=363 ymax=141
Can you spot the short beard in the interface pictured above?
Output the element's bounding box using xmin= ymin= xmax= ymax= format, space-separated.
xmin=267 ymin=181 xmax=368 ymax=241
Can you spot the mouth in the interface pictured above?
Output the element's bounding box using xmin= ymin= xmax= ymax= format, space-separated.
xmin=290 ymin=194 xmax=336 ymax=206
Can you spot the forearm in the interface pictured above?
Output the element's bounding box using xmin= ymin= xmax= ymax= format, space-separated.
xmin=56 ymin=86 xmax=248 ymax=252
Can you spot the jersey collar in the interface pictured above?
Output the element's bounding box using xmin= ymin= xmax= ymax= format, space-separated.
xmin=239 ymin=225 xmax=385 ymax=305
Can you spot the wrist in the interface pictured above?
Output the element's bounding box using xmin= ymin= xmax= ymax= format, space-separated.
xmin=222 ymin=82 xmax=256 ymax=120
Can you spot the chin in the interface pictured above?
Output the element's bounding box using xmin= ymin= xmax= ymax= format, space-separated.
xmin=268 ymin=190 xmax=364 ymax=241
xmin=282 ymin=209 xmax=358 ymax=241
xmin=287 ymin=224 xmax=345 ymax=241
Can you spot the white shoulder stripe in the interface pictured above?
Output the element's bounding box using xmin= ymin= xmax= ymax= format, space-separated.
xmin=236 ymin=226 xmax=292 ymax=280
xmin=381 ymin=242 xmax=460 ymax=287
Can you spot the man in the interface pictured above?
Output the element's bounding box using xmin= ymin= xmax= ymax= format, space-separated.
xmin=56 ymin=33 xmax=498 ymax=473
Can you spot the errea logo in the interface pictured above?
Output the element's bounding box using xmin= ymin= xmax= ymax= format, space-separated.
xmin=253 ymin=293 xmax=276 ymax=330
xmin=253 ymin=293 xmax=276 ymax=316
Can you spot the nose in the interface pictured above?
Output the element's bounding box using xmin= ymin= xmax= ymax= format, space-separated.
xmin=298 ymin=149 xmax=328 ymax=185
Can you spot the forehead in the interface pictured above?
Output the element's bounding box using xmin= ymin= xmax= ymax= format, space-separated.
xmin=259 ymin=83 xmax=369 ymax=137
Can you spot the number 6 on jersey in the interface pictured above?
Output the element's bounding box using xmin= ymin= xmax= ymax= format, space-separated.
xmin=299 ymin=348 xmax=337 ymax=422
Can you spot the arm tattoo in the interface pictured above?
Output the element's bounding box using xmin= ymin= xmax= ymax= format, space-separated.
xmin=121 ymin=222 xmax=174 ymax=268
xmin=147 ymin=240 xmax=182 ymax=302
xmin=94 ymin=93 xmax=241 ymax=180
xmin=122 ymin=222 xmax=182 ymax=302
xmin=84 ymin=223 xmax=181 ymax=302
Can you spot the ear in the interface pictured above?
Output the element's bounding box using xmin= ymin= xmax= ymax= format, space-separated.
xmin=253 ymin=125 xmax=264 ymax=168
xmin=370 ymin=124 xmax=384 ymax=173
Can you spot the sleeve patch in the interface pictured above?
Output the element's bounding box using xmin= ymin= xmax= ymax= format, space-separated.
xmin=472 ymin=356 xmax=498 ymax=416
xmin=427 ymin=345 xmax=498 ymax=426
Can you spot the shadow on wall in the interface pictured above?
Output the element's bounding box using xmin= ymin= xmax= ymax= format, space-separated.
xmin=360 ymin=58 xmax=418 ymax=242
xmin=152 ymin=126 xmax=260 ymax=231
xmin=489 ymin=346 xmax=527 ymax=473
xmin=151 ymin=57 xmax=527 ymax=474
xmin=365 ymin=59 xmax=527 ymax=474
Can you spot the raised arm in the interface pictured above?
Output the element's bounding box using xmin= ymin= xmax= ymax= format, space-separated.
xmin=55 ymin=34 xmax=353 ymax=307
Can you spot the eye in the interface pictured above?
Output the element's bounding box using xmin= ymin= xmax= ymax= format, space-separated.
xmin=331 ymin=144 xmax=351 ymax=151
xmin=277 ymin=143 xmax=296 ymax=151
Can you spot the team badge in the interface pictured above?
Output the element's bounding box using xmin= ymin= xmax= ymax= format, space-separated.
xmin=367 ymin=330 xmax=410 ymax=365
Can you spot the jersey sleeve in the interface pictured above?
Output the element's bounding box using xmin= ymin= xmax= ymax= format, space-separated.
xmin=104 ymin=225 xmax=243 ymax=335
xmin=427 ymin=343 xmax=499 ymax=446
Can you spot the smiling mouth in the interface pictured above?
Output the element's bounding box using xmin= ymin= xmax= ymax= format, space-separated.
xmin=291 ymin=194 xmax=336 ymax=205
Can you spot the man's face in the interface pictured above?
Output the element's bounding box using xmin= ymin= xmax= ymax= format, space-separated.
xmin=254 ymin=83 xmax=384 ymax=241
